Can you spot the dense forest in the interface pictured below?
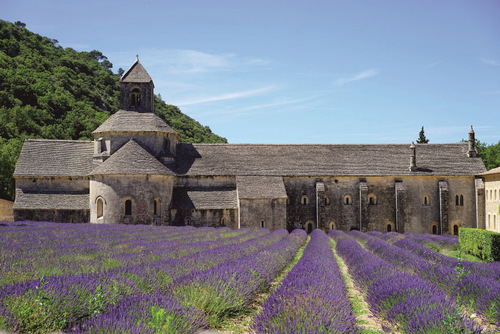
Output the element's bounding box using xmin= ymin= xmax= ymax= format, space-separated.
xmin=0 ymin=19 xmax=227 ymax=201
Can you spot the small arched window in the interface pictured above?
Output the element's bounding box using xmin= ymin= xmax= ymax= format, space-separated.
xmin=97 ymin=198 xmax=104 ymax=218
xmin=221 ymin=217 xmax=226 ymax=226
xmin=368 ymin=194 xmax=377 ymax=205
xmin=460 ymin=195 xmax=464 ymax=206
xmin=488 ymin=214 xmax=491 ymax=229
xmin=453 ymin=224 xmax=459 ymax=236
xmin=260 ymin=219 xmax=266 ymax=228
xmin=423 ymin=194 xmax=430 ymax=206
xmin=124 ymin=199 xmax=132 ymax=216
xmin=344 ymin=195 xmax=352 ymax=205
xmin=301 ymin=195 xmax=309 ymax=205
xmin=131 ymin=88 xmax=141 ymax=107
xmin=185 ymin=217 xmax=192 ymax=225
xmin=324 ymin=196 xmax=330 ymax=205
xmin=329 ymin=222 xmax=336 ymax=231
xmin=387 ymin=224 xmax=392 ymax=232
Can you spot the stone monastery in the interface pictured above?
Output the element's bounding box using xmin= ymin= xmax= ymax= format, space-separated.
xmin=13 ymin=59 xmax=499 ymax=235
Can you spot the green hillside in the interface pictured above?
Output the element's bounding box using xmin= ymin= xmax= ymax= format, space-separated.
xmin=0 ymin=20 xmax=227 ymax=201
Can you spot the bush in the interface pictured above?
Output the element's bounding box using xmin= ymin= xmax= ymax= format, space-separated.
xmin=459 ymin=227 xmax=500 ymax=262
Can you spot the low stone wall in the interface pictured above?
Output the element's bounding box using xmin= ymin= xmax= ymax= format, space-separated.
xmin=0 ymin=199 xmax=13 ymax=221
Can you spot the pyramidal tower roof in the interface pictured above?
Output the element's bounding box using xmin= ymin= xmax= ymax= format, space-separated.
xmin=120 ymin=57 xmax=153 ymax=84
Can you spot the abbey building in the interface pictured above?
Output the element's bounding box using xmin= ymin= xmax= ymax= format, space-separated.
xmin=13 ymin=60 xmax=492 ymax=234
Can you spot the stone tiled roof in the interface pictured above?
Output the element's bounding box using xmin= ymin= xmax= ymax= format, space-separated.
xmin=482 ymin=166 xmax=500 ymax=176
xmin=93 ymin=110 xmax=177 ymax=134
xmin=171 ymin=188 xmax=238 ymax=210
xmin=14 ymin=139 xmax=94 ymax=177
xmin=237 ymin=176 xmax=287 ymax=199
xmin=91 ymin=140 xmax=174 ymax=176
xmin=14 ymin=190 xmax=89 ymax=210
xmin=174 ymin=143 xmax=486 ymax=177
xmin=120 ymin=59 xmax=153 ymax=83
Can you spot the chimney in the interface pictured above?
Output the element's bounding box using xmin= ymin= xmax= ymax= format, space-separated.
xmin=468 ymin=125 xmax=478 ymax=157
xmin=409 ymin=142 xmax=417 ymax=171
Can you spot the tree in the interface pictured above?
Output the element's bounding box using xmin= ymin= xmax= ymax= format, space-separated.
xmin=416 ymin=126 xmax=429 ymax=144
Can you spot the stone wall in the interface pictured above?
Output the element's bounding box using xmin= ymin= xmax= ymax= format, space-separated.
xmin=90 ymin=175 xmax=174 ymax=225
xmin=14 ymin=209 xmax=89 ymax=223
xmin=239 ymin=198 xmax=286 ymax=231
xmin=0 ymin=199 xmax=13 ymax=221
xmin=283 ymin=175 xmax=478 ymax=234
xmin=170 ymin=208 xmax=238 ymax=229
xmin=16 ymin=177 xmax=89 ymax=193
xmin=485 ymin=174 xmax=500 ymax=232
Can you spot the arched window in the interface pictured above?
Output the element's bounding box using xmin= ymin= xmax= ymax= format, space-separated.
xmin=455 ymin=195 xmax=459 ymax=206
xmin=387 ymin=224 xmax=392 ymax=232
xmin=494 ymin=215 xmax=497 ymax=231
xmin=456 ymin=195 xmax=464 ymax=207
xmin=368 ymin=194 xmax=377 ymax=205
xmin=305 ymin=220 xmax=314 ymax=234
xmin=301 ymin=195 xmax=309 ymax=205
xmin=488 ymin=214 xmax=491 ymax=229
xmin=324 ymin=195 xmax=330 ymax=205
xmin=153 ymin=198 xmax=160 ymax=217
xmin=422 ymin=194 xmax=430 ymax=206
xmin=131 ymin=88 xmax=141 ymax=107
xmin=386 ymin=222 xmax=395 ymax=232
xmin=453 ymin=224 xmax=459 ymax=236
xmin=124 ymin=199 xmax=132 ymax=216
xmin=260 ymin=219 xmax=266 ymax=228
xmin=460 ymin=195 xmax=464 ymax=206
xmin=431 ymin=222 xmax=438 ymax=235
xmin=344 ymin=195 xmax=352 ymax=205
xmin=97 ymin=197 xmax=104 ymax=218
xmin=220 ymin=217 xmax=226 ymax=226
xmin=185 ymin=217 xmax=192 ymax=225
xmin=329 ymin=222 xmax=336 ymax=231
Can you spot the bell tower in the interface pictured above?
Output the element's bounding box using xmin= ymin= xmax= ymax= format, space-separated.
xmin=119 ymin=56 xmax=155 ymax=113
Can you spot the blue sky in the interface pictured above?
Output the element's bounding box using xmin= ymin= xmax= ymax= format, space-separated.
xmin=2 ymin=0 xmax=499 ymax=144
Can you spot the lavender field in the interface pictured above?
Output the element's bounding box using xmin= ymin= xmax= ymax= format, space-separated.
xmin=0 ymin=221 xmax=499 ymax=334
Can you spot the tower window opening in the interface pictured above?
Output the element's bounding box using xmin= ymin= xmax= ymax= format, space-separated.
xmin=260 ymin=220 xmax=265 ymax=228
xmin=131 ymin=88 xmax=141 ymax=107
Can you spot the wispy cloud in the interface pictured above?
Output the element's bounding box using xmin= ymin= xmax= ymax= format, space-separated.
xmin=110 ymin=48 xmax=271 ymax=74
xmin=481 ymin=58 xmax=500 ymax=66
xmin=423 ymin=61 xmax=441 ymax=69
xmin=335 ymin=69 xmax=379 ymax=86
xmin=176 ymin=86 xmax=275 ymax=106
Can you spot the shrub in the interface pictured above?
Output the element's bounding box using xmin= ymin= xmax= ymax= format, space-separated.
xmin=459 ymin=228 xmax=500 ymax=262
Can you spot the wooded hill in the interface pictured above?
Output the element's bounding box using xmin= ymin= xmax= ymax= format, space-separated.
xmin=0 ymin=19 xmax=227 ymax=201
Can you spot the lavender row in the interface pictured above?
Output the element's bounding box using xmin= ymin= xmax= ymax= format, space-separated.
xmin=351 ymin=230 xmax=500 ymax=327
xmin=75 ymin=229 xmax=307 ymax=332
xmin=331 ymin=230 xmax=480 ymax=334
xmin=252 ymin=229 xmax=357 ymax=334
xmin=0 ymin=227 xmax=285 ymax=333
xmin=391 ymin=236 xmax=500 ymax=281
xmin=0 ymin=222 xmax=259 ymax=285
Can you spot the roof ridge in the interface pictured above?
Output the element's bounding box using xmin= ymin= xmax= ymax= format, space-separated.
xmin=25 ymin=139 xmax=92 ymax=143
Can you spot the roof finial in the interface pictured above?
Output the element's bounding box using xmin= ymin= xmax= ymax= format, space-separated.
xmin=136 ymin=54 xmax=139 ymax=61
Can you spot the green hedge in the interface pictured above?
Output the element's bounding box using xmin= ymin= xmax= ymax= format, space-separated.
xmin=459 ymin=227 xmax=500 ymax=262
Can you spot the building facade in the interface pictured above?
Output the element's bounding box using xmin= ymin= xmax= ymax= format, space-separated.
xmin=13 ymin=60 xmax=489 ymax=234
xmin=483 ymin=166 xmax=500 ymax=233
